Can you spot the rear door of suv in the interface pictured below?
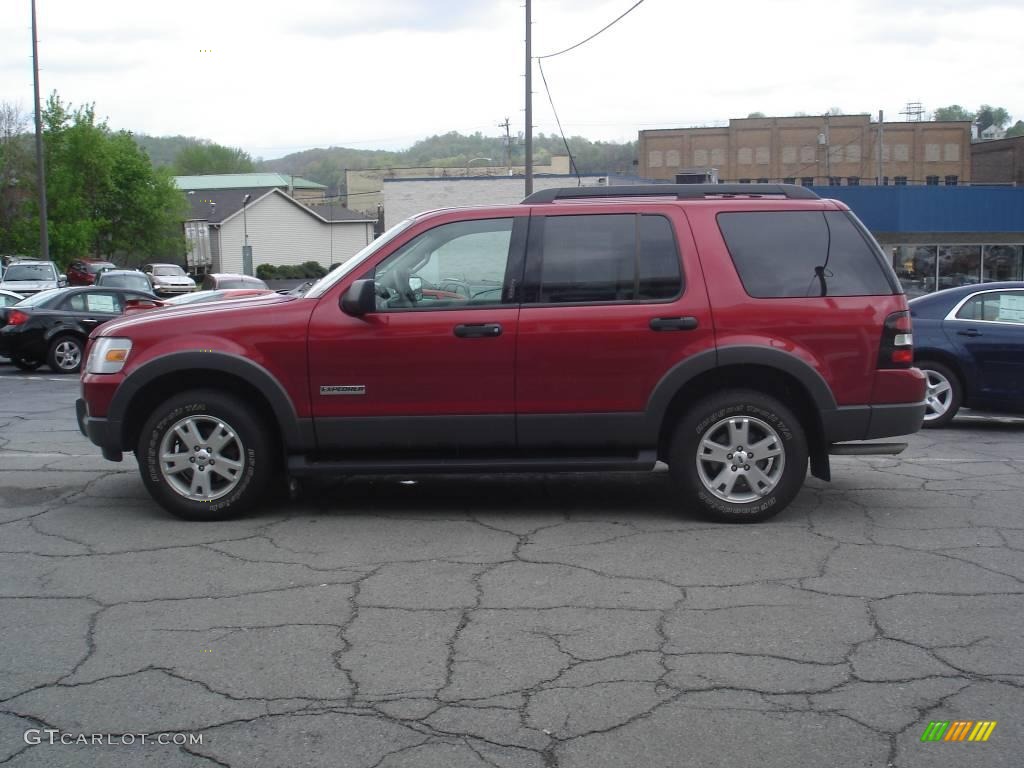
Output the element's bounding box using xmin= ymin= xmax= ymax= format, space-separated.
xmin=515 ymin=204 xmax=715 ymax=452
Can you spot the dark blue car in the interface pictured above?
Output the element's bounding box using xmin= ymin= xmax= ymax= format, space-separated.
xmin=910 ymin=281 xmax=1024 ymax=426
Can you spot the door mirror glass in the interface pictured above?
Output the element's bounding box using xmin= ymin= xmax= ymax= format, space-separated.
xmin=340 ymin=279 xmax=376 ymax=317
xmin=408 ymin=276 xmax=423 ymax=300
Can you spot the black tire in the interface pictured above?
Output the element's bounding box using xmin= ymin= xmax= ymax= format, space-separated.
xmin=11 ymin=355 xmax=43 ymax=372
xmin=46 ymin=334 xmax=85 ymax=374
xmin=135 ymin=389 xmax=273 ymax=521
xmin=918 ymin=360 xmax=961 ymax=428
xmin=668 ymin=390 xmax=808 ymax=523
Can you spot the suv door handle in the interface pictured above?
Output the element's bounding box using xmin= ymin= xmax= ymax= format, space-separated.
xmin=649 ymin=316 xmax=699 ymax=331
xmin=454 ymin=323 xmax=502 ymax=338
xmin=957 ymin=329 xmax=981 ymax=337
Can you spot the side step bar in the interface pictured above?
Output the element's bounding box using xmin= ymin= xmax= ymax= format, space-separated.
xmin=288 ymin=451 xmax=658 ymax=476
xmin=828 ymin=442 xmax=908 ymax=456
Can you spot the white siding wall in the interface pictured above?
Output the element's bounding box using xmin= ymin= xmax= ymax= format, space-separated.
xmin=217 ymin=193 xmax=374 ymax=273
xmin=382 ymin=176 xmax=610 ymax=228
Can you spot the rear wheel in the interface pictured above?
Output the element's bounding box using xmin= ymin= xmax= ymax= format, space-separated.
xmin=669 ymin=390 xmax=808 ymax=523
xmin=47 ymin=334 xmax=84 ymax=374
xmin=11 ymin=355 xmax=43 ymax=372
xmin=136 ymin=390 xmax=273 ymax=520
xmin=918 ymin=361 xmax=961 ymax=428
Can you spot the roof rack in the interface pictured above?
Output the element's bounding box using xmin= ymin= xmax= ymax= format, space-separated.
xmin=521 ymin=184 xmax=820 ymax=204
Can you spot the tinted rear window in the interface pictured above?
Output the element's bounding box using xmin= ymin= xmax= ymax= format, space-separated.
xmin=717 ymin=211 xmax=893 ymax=298
xmin=533 ymin=213 xmax=682 ymax=303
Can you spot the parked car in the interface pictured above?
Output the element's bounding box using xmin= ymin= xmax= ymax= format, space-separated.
xmin=95 ymin=269 xmax=156 ymax=294
xmin=123 ymin=288 xmax=274 ymax=313
xmin=910 ymin=281 xmax=1024 ymax=426
xmin=67 ymin=259 xmax=117 ymax=286
xmin=0 ymin=260 xmax=66 ymax=296
xmin=0 ymin=289 xmax=25 ymax=307
xmin=0 ymin=286 xmax=156 ymax=373
xmin=143 ymin=263 xmax=195 ymax=296
xmin=77 ymin=184 xmax=925 ymax=522
xmin=200 ymin=273 xmax=269 ymax=291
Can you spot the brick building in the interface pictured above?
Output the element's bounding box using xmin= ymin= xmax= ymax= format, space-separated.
xmin=971 ymin=135 xmax=1024 ymax=186
xmin=639 ymin=115 xmax=972 ymax=186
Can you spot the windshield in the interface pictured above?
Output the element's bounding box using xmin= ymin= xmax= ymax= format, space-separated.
xmin=305 ymin=218 xmax=416 ymax=298
xmin=153 ymin=265 xmax=186 ymax=276
xmin=4 ymin=264 xmax=56 ymax=281
xmin=87 ymin=262 xmax=116 ymax=274
xmin=100 ymin=273 xmax=150 ymax=289
xmin=15 ymin=288 xmax=64 ymax=307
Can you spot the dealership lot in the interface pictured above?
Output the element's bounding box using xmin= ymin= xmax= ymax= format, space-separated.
xmin=1 ymin=366 xmax=1022 ymax=768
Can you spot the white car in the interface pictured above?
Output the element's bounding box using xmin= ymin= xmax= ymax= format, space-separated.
xmin=0 ymin=261 xmax=66 ymax=296
xmin=0 ymin=288 xmax=25 ymax=307
xmin=143 ymin=263 xmax=196 ymax=296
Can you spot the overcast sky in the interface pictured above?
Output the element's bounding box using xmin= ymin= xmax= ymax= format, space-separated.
xmin=1 ymin=0 xmax=1022 ymax=160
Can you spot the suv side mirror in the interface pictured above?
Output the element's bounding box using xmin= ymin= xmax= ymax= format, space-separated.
xmin=58 ymin=274 xmax=68 ymax=287
xmin=340 ymin=279 xmax=376 ymax=317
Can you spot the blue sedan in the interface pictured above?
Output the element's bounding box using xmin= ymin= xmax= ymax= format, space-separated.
xmin=910 ymin=281 xmax=1024 ymax=426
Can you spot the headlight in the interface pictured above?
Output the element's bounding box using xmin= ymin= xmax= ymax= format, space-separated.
xmin=86 ymin=337 xmax=133 ymax=374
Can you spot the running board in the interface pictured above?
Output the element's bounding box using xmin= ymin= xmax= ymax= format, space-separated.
xmin=828 ymin=442 xmax=908 ymax=456
xmin=287 ymin=451 xmax=658 ymax=476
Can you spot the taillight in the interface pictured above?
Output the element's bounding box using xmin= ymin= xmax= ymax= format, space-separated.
xmin=878 ymin=310 xmax=913 ymax=369
xmin=7 ymin=310 xmax=29 ymax=326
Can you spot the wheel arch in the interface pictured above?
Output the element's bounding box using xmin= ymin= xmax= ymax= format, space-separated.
xmin=647 ymin=348 xmax=834 ymax=480
xmin=110 ymin=352 xmax=314 ymax=457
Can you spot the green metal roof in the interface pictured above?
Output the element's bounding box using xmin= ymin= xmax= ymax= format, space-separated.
xmin=173 ymin=173 xmax=326 ymax=190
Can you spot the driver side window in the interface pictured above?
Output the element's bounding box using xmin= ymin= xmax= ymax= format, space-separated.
xmin=372 ymin=218 xmax=513 ymax=311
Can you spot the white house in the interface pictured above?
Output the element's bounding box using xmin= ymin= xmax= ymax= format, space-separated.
xmin=184 ymin=188 xmax=376 ymax=274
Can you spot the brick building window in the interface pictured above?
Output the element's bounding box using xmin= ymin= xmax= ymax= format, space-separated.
xmin=783 ymin=177 xmax=796 ymax=184
xmin=756 ymin=178 xmax=769 ymax=184
xmin=847 ymin=176 xmax=860 ymax=186
xmin=945 ymin=175 xmax=959 ymax=186
xmin=738 ymin=178 xmax=752 ymax=184
xmin=894 ymin=176 xmax=908 ymax=185
xmin=801 ymin=177 xmax=815 ymax=187
xmin=926 ymin=176 xmax=940 ymax=186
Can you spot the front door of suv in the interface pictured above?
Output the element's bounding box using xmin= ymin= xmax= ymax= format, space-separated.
xmin=515 ymin=207 xmax=715 ymax=452
xmin=308 ymin=214 xmax=527 ymax=453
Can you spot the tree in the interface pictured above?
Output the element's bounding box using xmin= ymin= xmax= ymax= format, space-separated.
xmin=975 ymin=105 xmax=1011 ymax=134
xmin=747 ymin=112 xmax=766 ymax=118
xmin=4 ymin=92 xmax=186 ymax=268
xmin=173 ymin=142 xmax=255 ymax=175
xmin=932 ymin=105 xmax=975 ymax=122
xmin=0 ymin=102 xmax=34 ymax=256
xmin=1005 ymin=120 xmax=1024 ymax=139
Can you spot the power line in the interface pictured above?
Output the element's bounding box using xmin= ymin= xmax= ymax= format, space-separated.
xmin=537 ymin=59 xmax=581 ymax=186
xmin=537 ymin=0 xmax=649 ymax=59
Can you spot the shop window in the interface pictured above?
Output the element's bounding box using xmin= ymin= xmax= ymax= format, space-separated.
xmin=982 ymin=245 xmax=1024 ymax=282
xmin=938 ymin=245 xmax=981 ymax=289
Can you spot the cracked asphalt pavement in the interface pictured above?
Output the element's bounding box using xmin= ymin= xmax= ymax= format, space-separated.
xmin=1 ymin=367 xmax=1022 ymax=767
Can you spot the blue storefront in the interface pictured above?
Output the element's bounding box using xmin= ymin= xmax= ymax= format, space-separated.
xmin=810 ymin=186 xmax=1024 ymax=297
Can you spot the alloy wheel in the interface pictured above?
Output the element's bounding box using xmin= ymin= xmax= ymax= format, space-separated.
xmin=158 ymin=415 xmax=246 ymax=501
xmin=695 ymin=416 xmax=786 ymax=503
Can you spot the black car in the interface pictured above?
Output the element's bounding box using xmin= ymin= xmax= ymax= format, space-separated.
xmin=0 ymin=286 xmax=156 ymax=374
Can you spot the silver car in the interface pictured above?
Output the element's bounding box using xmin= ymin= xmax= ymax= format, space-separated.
xmin=143 ymin=263 xmax=196 ymax=296
xmin=0 ymin=261 xmax=66 ymax=296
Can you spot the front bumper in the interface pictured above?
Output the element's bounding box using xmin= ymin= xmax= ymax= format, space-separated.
xmin=76 ymin=398 xmax=124 ymax=462
xmin=152 ymin=284 xmax=194 ymax=295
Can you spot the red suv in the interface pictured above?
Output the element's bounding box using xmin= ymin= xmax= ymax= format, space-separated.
xmin=77 ymin=185 xmax=926 ymax=522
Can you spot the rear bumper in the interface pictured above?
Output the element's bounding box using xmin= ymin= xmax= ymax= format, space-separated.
xmin=76 ymin=398 xmax=123 ymax=462
xmin=821 ymin=401 xmax=927 ymax=443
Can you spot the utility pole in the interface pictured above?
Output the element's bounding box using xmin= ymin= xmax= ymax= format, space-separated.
xmin=877 ymin=109 xmax=884 ymax=185
xmin=499 ymin=117 xmax=512 ymax=174
xmin=31 ymin=0 xmax=49 ymax=261
xmin=524 ymin=0 xmax=533 ymax=196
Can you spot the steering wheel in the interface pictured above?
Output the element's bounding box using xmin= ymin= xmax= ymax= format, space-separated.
xmin=380 ymin=267 xmax=415 ymax=307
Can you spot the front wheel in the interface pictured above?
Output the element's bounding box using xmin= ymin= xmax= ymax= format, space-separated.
xmin=136 ymin=390 xmax=273 ymax=520
xmin=669 ymin=390 xmax=808 ymax=523
xmin=47 ymin=334 xmax=84 ymax=374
